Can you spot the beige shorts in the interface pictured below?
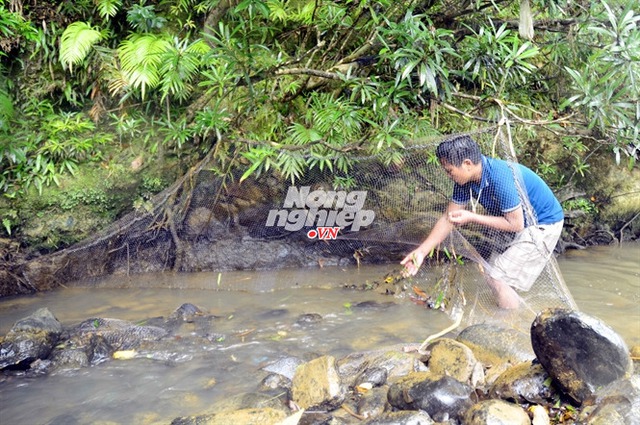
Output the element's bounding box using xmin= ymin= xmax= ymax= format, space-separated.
xmin=488 ymin=221 xmax=563 ymax=291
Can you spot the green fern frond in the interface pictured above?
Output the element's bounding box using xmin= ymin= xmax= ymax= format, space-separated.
xmin=266 ymin=0 xmax=287 ymax=23
xmin=107 ymin=68 xmax=131 ymax=97
xmin=287 ymin=122 xmax=323 ymax=145
xmin=295 ymin=1 xmax=316 ymax=25
xmin=277 ymin=151 xmax=306 ymax=184
xmin=96 ymin=0 xmax=122 ymax=19
xmin=120 ymin=34 xmax=170 ymax=68
xmin=59 ymin=22 xmax=104 ymax=72
xmin=119 ymin=33 xmax=171 ymax=98
xmin=186 ymin=39 xmax=211 ymax=55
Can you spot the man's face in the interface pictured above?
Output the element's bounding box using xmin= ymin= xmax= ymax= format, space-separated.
xmin=440 ymin=159 xmax=473 ymax=185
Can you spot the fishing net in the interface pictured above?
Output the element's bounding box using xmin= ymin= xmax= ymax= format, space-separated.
xmin=15 ymin=119 xmax=576 ymax=349
xmin=328 ymin=119 xmax=577 ymax=350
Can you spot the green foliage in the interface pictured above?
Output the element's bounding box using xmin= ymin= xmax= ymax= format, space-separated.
xmin=0 ymin=74 xmax=12 ymax=132
xmin=536 ymin=160 xmax=560 ymax=184
xmin=59 ymin=22 xmax=105 ymax=71
xmin=241 ymin=92 xmax=372 ymax=182
xmin=58 ymin=0 xmax=94 ymax=18
xmin=266 ymin=0 xmax=317 ymax=25
xmin=1 ymin=209 xmax=17 ymax=235
xmin=118 ymin=33 xmax=172 ymax=99
xmin=158 ymin=38 xmax=211 ymax=102
xmin=140 ymin=175 xmax=168 ymax=194
xmin=132 ymin=174 xmax=169 ymax=212
xmin=562 ymin=136 xmax=591 ymax=178
xmin=378 ymin=12 xmax=458 ymax=106
xmin=127 ymin=3 xmax=167 ymax=32
xmin=457 ymin=21 xmax=540 ymax=95
xmin=561 ymin=1 xmax=640 ymax=162
xmin=1 ymin=104 xmax=112 ymax=198
xmin=96 ymin=0 xmax=123 ymax=20
xmin=4 ymin=0 xmax=638 ymax=219
xmin=191 ymin=103 xmax=232 ymax=142
xmin=0 ymin=4 xmax=38 ymax=46
xmin=563 ymin=197 xmax=598 ymax=215
xmin=159 ymin=117 xmax=192 ymax=150
xmin=57 ymin=188 xmax=110 ymax=211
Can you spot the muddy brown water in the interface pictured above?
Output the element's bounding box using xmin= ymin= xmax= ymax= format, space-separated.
xmin=0 ymin=243 xmax=638 ymax=424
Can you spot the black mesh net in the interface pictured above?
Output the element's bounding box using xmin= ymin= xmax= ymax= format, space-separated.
xmin=19 ymin=120 xmax=577 ymax=350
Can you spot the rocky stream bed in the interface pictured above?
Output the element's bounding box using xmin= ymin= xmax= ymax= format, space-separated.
xmin=1 ymin=302 xmax=638 ymax=425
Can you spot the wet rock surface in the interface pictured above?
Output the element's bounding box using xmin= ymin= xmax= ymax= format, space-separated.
xmin=489 ymin=361 xmax=556 ymax=405
xmin=457 ymin=323 xmax=535 ymax=366
xmin=531 ymin=308 xmax=634 ymax=404
xmin=0 ymin=307 xmax=62 ymax=369
xmin=463 ymin=399 xmax=531 ymax=425
xmin=578 ymin=374 xmax=640 ymax=424
xmin=291 ymin=355 xmax=344 ymax=410
xmin=387 ymin=372 xmax=475 ymax=421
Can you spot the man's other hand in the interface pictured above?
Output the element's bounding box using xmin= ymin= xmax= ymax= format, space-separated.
xmin=400 ymin=250 xmax=425 ymax=277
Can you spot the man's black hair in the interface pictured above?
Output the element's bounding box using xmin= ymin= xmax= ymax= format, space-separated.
xmin=435 ymin=135 xmax=482 ymax=166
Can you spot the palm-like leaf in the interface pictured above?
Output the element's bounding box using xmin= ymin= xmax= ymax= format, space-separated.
xmin=96 ymin=0 xmax=122 ymax=19
xmin=119 ymin=34 xmax=171 ymax=99
xmin=159 ymin=38 xmax=210 ymax=102
xmin=59 ymin=22 xmax=104 ymax=71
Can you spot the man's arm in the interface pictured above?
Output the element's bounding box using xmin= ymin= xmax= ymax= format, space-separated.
xmin=400 ymin=202 xmax=464 ymax=276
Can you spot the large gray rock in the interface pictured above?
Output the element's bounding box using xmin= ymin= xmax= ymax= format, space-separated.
xmin=531 ymin=308 xmax=634 ymax=404
xmin=0 ymin=308 xmax=62 ymax=369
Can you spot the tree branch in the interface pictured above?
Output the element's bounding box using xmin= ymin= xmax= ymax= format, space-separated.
xmin=274 ymin=68 xmax=346 ymax=80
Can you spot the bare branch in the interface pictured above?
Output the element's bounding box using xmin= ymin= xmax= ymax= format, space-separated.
xmin=274 ymin=68 xmax=346 ymax=80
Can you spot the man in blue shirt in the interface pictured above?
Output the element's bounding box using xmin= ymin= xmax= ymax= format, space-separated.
xmin=400 ymin=135 xmax=564 ymax=309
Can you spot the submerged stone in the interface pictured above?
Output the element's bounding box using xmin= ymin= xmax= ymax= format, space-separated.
xmin=261 ymin=356 xmax=304 ymax=381
xmin=337 ymin=347 xmax=422 ymax=388
xmin=170 ymin=407 xmax=287 ymax=425
xmin=69 ymin=317 xmax=168 ymax=350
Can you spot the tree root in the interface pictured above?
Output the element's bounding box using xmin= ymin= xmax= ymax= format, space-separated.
xmin=417 ymin=313 xmax=464 ymax=355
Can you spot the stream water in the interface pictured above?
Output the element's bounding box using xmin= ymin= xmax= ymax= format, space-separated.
xmin=0 ymin=243 xmax=638 ymax=425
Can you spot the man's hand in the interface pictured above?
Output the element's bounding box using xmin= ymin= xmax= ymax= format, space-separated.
xmin=400 ymin=250 xmax=425 ymax=277
xmin=447 ymin=209 xmax=475 ymax=225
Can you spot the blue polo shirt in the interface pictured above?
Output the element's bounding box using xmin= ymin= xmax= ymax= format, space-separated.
xmin=452 ymin=156 xmax=564 ymax=226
